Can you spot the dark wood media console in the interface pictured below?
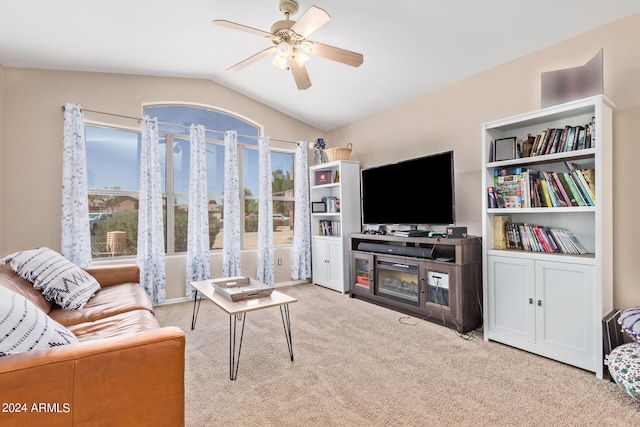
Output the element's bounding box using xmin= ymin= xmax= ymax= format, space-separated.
xmin=349 ymin=233 xmax=482 ymax=333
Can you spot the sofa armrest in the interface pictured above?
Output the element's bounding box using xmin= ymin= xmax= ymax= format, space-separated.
xmin=84 ymin=264 xmax=140 ymax=288
xmin=0 ymin=327 xmax=185 ymax=427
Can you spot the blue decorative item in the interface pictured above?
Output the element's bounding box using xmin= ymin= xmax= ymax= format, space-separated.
xmin=311 ymin=138 xmax=327 ymax=165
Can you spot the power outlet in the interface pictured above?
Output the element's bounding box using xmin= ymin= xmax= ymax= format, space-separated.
xmin=277 ymin=258 xmax=282 ymax=266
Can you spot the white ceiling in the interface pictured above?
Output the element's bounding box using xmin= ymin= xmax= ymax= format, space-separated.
xmin=1 ymin=1 xmax=639 ymax=131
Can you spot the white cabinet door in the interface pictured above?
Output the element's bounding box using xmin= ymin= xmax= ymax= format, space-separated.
xmin=312 ymin=238 xmax=329 ymax=286
xmin=535 ymin=261 xmax=595 ymax=360
xmin=312 ymin=237 xmax=346 ymax=292
xmin=487 ymin=255 xmax=536 ymax=343
xmin=326 ymin=239 xmax=344 ymax=291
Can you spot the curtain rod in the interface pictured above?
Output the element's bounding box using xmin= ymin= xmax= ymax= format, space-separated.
xmin=60 ymin=105 xmax=300 ymax=145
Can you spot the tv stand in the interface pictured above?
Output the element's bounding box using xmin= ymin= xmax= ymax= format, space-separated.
xmin=349 ymin=233 xmax=482 ymax=333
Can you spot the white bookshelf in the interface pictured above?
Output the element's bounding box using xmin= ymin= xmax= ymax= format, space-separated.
xmin=481 ymin=95 xmax=614 ymax=378
xmin=309 ymin=160 xmax=360 ymax=293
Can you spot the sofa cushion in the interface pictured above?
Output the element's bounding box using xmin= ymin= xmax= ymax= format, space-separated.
xmin=1 ymin=248 xmax=100 ymax=310
xmin=50 ymin=282 xmax=154 ymax=327
xmin=67 ymin=310 xmax=161 ymax=342
xmin=0 ymin=265 xmax=53 ymax=314
xmin=0 ymin=286 xmax=78 ymax=356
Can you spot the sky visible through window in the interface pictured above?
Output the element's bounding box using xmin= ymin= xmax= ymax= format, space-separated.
xmin=86 ymin=106 xmax=294 ymax=196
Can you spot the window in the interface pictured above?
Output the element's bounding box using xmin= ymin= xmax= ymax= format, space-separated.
xmin=86 ymin=125 xmax=162 ymax=258
xmin=85 ymin=104 xmax=296 ymax=258
xmin=242 ymin=147 xmax=295 ymax=248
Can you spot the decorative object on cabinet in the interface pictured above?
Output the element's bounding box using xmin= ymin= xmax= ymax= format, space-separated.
xmin=541 ymin=49 xmax=603 ymax=108
xmin=313 ymin=169 xmax=332 ymax=185
xmin=493 ymin=137 xmax=517 ymax=162
xmin=482 ymin=94 xmax=614 ymax=379
xmin=325 ymin=143 xmax=352 ymax=161
xmin=309 ymin=160 xmax=360 ymax=294
xmin=311 ymin=202 xmax=327 ymax=213
xmin=311 ymin=138 xmax=327 ymax=165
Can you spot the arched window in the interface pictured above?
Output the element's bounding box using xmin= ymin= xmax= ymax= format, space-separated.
xmin=85 ymin=104 xmax=295 ymax=258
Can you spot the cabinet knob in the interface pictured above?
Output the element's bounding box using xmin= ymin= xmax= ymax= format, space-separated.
xmin=528 ymin=298 xmax=533 ymax=305
xmin=537 ymin=300 xmax=542 ymax=307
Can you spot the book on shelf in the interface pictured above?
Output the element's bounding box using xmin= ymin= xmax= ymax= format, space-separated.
xmin=499 ymin=220 xmax=589 ymax=255
xmin=549 ymin=172 xmax=572 ymax=207
xmin=581 ymin=168 xmax=596 ymax=201
xmin=318 ymin=220 xmax=340 ymax=236
xmin=488 ymin=164 xmax=596 ymax=209
xmin=520 ymin=134 xmax=535 ymax=158
xmin=493 ymin=215 xmax=512 ymax=249
xmin=524 ymin=122 xmax=594 ymax=157
xmin=565 ymin=162 xmax=594 ymax=205
xmin=488 ymin=186 xmax=499 ymax=208
xmin=324 ymin=197 xmax=341 ymax=213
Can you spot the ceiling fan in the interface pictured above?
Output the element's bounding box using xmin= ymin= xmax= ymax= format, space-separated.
xmin=213 ymin=0 xmax=364 ymax=90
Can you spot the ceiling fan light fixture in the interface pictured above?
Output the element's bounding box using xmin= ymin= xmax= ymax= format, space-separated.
xmin=299 ymin=41 xmax=312 ymax=54
xmin=293 ymin=50 xmax=309 ymax=67
xmin=275 ymin=41 xmax=292 ymax=58
xmin=273 ymin=54 xmax=288 ymax=70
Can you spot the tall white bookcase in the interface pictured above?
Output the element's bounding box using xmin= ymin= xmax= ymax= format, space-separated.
xmin=481 ymin=95 xmax=614 ymax=378
xmin=309 ymin=160 xmax=361 ymax=293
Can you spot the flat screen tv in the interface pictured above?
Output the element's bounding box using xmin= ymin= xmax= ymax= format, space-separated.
xmin=361 ymin=150 xmax=455 ymax=227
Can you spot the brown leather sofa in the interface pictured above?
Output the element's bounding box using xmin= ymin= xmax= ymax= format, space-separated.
xmin=0 ymin=264 xmax=185 ymax=427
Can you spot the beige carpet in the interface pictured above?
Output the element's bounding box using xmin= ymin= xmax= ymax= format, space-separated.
xmin=155 ymin=283 xmax=640 ymax=426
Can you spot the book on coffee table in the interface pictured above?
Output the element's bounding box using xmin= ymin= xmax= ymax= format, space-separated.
xmin=210 ymin=276 xmax=274 ymax=302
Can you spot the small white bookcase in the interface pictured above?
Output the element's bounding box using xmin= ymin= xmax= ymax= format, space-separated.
xmin=309 ymin=160 xmax=360 ymax=293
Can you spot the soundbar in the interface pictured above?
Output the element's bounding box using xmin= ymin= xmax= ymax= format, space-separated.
xmin=357 ymin=242 xmax=433 ymax=259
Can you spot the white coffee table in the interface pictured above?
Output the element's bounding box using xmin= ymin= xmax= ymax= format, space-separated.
xmin=189 ymin=279 xmax=297 ymax=380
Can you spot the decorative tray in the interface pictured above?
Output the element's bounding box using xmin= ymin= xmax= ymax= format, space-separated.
xmin=210 ymin=276 xmax=273 ymax=302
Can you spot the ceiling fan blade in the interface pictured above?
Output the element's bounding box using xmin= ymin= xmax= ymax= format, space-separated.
xmin=226 ymin=46 xmax=277 ymax=73
xmin=289 ymin=60 xmax=312 ymax=90
xmin=213 ymin=20 xmax=271 ymax=38
xmin=309 ymin=41 xmax=364 ymax=67
xmin=290 ymin=6 xmax=331 ymax=38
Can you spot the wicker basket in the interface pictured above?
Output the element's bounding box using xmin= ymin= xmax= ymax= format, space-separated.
xmin=324 ymin=143 xmax=352 ymax=161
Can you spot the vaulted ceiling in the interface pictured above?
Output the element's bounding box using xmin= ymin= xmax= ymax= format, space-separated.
xmin=1 ymin=1 xmax=639 ymax=131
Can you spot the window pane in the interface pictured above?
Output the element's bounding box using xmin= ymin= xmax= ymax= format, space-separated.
xmin=271 ymin=151 xmax=294 ymax=196
xmin=144 ymin=105 xmax=259 ymax=145
xmin=89 ymin=195 xmax=168 ymax=257
xmin=89 ymin=195 xmax=139 ymax=258
xmin=209 ymin=198 xmax=224 ymax=250
xmin=206 ymin=142 xmax=225 ymax=195
xmin=173 ymin=196 xmax=224 ymax=253
xmin=86 ymin=126 xmax=141 ymax=192
xmin=273 ymin=201 xmax=294 ymax=246
xmin=243 ymin=200 xmax=258 ymax=248
xmin=243 ymin=147 xmax=259 ymax=197
xmin=173 ymin=138 xmax=190 ymax=194
xmin=174 ymin=196 xmax=189 ymax=253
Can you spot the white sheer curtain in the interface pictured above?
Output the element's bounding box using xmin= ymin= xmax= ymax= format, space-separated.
xmin=222 ymin=130 xmax=241 ymax=277
xmin=256 ymin=136 xmax=274 ymax=286
xmin=61 ymin=103 xmax=92 ymax=268
xmin=137 ymin=116 xmax=166 ymax=304
xmin=291 ymin=141 xmax=312 ymax=280
xmin=185 ymin=124 xmax=210 ymax=298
